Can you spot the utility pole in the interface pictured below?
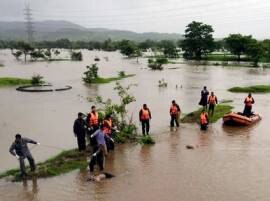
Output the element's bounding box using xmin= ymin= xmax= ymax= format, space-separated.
xmin=24 ymin=3 xmax=35 ymax=43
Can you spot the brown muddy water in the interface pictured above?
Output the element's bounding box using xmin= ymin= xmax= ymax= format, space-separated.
xmin=1 ymin=49 xmax=270 ymax=201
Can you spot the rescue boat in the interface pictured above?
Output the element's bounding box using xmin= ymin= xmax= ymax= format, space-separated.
xmin=223 ymin=112 xmax=261 ymax=126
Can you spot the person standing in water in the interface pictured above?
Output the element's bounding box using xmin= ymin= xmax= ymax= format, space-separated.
xmin=73 ymin=112 xmax=87 ymax=151
xmin=208 ymin=92 xmax=218 ymax=116
xmin=89 ymin=124 xmax=108 ymax=174
xmin=200 ymin=110 xmax=209 ymax=130
xmin=199 ymin=86 xmax=209 ymax=110
xmin=139 ymin=104 xmax=152 ymax=135
xmin=243 ymin=93 xmax=255 ymax=117
xmin=170 ymin=100 xmax=181 ymax=127
xmin=9 ymin=134 xmax=40 ymax=177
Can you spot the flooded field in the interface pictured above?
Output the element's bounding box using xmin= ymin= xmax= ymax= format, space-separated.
xmin=1 ymin=49 xmax=270 ymax=201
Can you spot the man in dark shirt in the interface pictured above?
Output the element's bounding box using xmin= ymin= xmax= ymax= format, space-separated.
xmin=73 ymin=112 xmax=87 ymax=151
xmin=9 ymin=134 xmax=39 ymax=177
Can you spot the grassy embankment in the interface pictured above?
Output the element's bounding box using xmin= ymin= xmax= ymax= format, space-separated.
xmin=90 ymin=74 xmax=135 ymax=84
xmin=181 ymin=104 xmax=233 ymax=124
xmin=228 ymin=85 xmax=270 ymax=93
xmin=0 ymin=77 xmax=31 ymax=87
xmin=0 ymin=149 xmax=88 ymax=182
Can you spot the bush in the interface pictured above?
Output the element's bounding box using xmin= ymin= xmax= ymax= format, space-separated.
xmin=71 ymin=51 xmax=83 ymax=61
xmin=139 ymin=136 xmax=155 ymax=145
xmin=148 ymin=57 xmax=168 ymax=70
xmin=83 ymin=64 xmax=99 ymax=83
xmin=31 ymin=74 xmax=44 ymax=85
xmin=118 ymin=71 xmax=126 ymax=77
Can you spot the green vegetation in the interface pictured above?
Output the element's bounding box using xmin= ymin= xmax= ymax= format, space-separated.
xmin=31 ymin=74 xmax=44 ymax=85
xmin=139 ymin=136 xmax=155 ymax=145
xmin=158 ymin=79 xmax=168 ymax=87
xmin=94 ymin=82 xmax=138 ymax=143
xmin=83 ymin=64 xmax=135 ymax=84
xmin=148 ymin=57 xmax=168 ymax=70
xmin=0 ymin=64 xmax=3 ymax=67
xmin=181 ymin=21 xmax=215 ymax=60
xmin=0 ymin=149 xmax=88 ymax=182
xmin=181 ymin=104 xmax=233 ymax=124
xmin=228 ymin=85 xmax=270 ymax=93
xmin=71 ymin=51 xmax=83 ymax=61
xmin=0 ymin=77 xmax=31 ymax=87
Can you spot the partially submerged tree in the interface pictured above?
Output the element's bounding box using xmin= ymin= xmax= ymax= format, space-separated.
xmin=224 ymin=34 xmax=252 ymax=61
xmin=119 ymin=40 xmax=140 ymax=57
xmin=148 ymin=57 xmax=168 ymax=70
xmin=83 ymin=64 xmax=99 ymax=83
xmin=16 ymin=41 xmax=34 ymax=62
xmin=71 ymin=51 xmax=83 ymax=61
xmin=246 ymin=40 xmax=263 ymax=67
xmin=181 ymin=21 xmax=215 ymax=60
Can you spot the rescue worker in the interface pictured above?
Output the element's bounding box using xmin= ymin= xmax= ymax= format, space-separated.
xmin=199 ymin=86 xmax=209 ymax=110
xmin=103 ymin=114 xmax=115 ymax=151
xmin=9 ymin=134 xmax=40 ymax=177
xmin=243 ymin=93 xmax=255 ymax=117
xmin=208 ymin=92 xmax=218 ymax=116
xmin=139 ymin=104 xmax=152 ymax=135
xmin=89 ymin=124 xmax=110 ymax=175
xmin=200 ymin=110 xmax=209 ymax=130
xmin=73 ymin=112 xmax=87 ymax=151
xmin=170 ymin=100 xmax=181 ymax=127
xmin=87 ymin=106 xmax=99 ymax=147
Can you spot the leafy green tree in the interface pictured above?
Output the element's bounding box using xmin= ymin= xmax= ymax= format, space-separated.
xmin=181 ymin=21 xmax=215 ymax=60
xmin=12 ymin=51 xmax=23 ymax=60
xmin=71 ymin=51 xmax=83 ymax=61
xmin=138 ymin=39 xmax=157 ymax=51
xmin=119 ymin=40 xmax=138 ymax=57
xmin=262 ymin=39 xmax=270 ymax=60
xmin=246 ymin=40 xmax=263 ymax=67
xmin=16 ymin=41 xmax=34 ymax=62
xmin=148 ymin=57 xmax=168 ymax=70
xmin=224 ymin=34 xmax=252 ymax=61
xmin=30 ymin=50 xmax=45 ymax=61
xmin=83 ymin=64 xmax=99 ymax=83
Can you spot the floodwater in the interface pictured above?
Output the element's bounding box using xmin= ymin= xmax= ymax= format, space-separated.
xmin=1 ymin=49 xmax=270 ymax=201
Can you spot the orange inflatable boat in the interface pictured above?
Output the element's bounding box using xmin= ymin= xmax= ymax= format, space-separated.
xmin=223 ymin=112 xmax=261 ymax=126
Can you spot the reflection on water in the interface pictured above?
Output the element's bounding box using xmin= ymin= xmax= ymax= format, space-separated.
xmin=1 ymin=50 xmax=270 ymax=201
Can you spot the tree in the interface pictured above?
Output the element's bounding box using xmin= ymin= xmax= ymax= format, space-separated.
xmin=16 ymin=41 xmax=34 ymax=62
xmin=148 ymin=57 xmax=168 ymax=70
xmin=83 ymin=64 xmax=99 ymax=83
xmin=224 ymin=34 xmax=252 ymax=61
xmin=181 ymin=21 xmax=215 ymax=60
xmin=262 ymin=39 xmax=270 ymax=59
xmin=71 ymin=51 xmax=83 ymax=61
xmin=119 ymin=40 xmax=138 ymax=57
xmin=158 ymin=40 xmax=178 ymax=58
xmin=246 ymin=40 xmax=263 ymax=67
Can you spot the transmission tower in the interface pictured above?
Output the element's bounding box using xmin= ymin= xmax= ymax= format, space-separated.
xmin=24 ymin=3 xmax=35 ymax=43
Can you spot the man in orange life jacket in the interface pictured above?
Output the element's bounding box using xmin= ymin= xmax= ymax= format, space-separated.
xmin=243 ymin=93 xmax=255 ymax=117
xmin=200 ymin=110 xmax=209 ymax=130
xmin=139 ymin=104 xmax=152 ymax=135
xmin=170 ymin=100 xmax=181 ymax=127
xmin=208 ymin=92 xmax=218 ymax=116
xmin=87 ymin=106 xmax=99 ymax=146
xmin=103 ymin=114 xmax=115 ymax=151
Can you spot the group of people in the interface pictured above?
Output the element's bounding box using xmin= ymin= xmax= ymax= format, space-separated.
xmin=9 ymin=86 xmax=255 ymax=179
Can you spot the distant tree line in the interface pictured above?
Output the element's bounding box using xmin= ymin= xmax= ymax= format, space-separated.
xmin=1 ymin=21 xmax=270 ymax=66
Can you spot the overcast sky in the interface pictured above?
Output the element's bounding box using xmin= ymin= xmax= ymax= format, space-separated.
xmin=1 ymin=0 xmax=270 ymax=38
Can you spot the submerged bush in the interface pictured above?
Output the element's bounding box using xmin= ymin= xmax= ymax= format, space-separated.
xmin=31 ymin=74 xmax=44 ymax=85
xmin=148 ymin=57 xmax=168 ymax=70
xmin=83 ymin=64 xmax=99 ymax=83
xmin=71 ymin=51 xmax=83 ymax=61
xmin=139 ymin=135 xmax=155 ymax=145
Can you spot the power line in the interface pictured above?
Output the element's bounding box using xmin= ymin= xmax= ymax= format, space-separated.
xmin=24 ymin=3 xmax=35 ymax=43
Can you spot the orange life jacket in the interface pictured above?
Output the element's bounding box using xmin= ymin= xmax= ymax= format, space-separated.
xmin=90 ymin=112 xmax=99 ymax=126
xmin=208 ymin=95 xmax=217 ymax=105
xmin=170 ymin=105 xmax=178 ymax=115
xmin=245 ymin=97 xmax=253 ymax=107
xmin=141 ymin=109 xmax=150 ymax=120
xmin=200 ymin=113 xmax=208 ymax=124
xmin=103 ymin=119 xmax=112 ymax=135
